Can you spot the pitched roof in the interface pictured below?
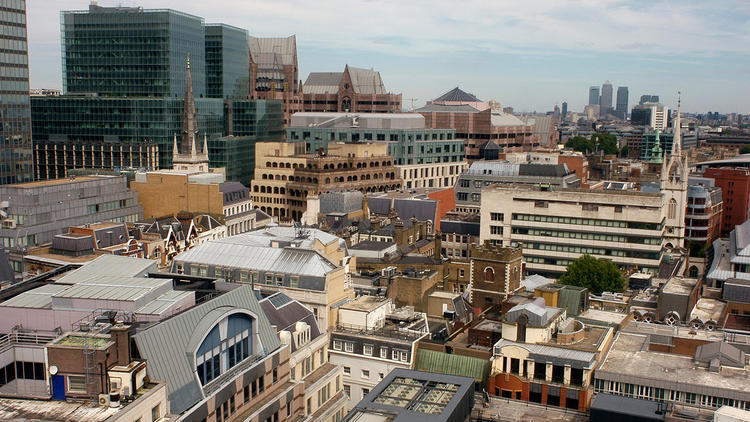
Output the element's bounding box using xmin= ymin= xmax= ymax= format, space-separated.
xmin=433 ymin=87 xmax=481 ymax=102
xmin=133 ymin=286 xmax=280 ymax=414
xmin=346 ymin=65 xmax=386 ymax=94
xmin=55 ymin=255 xmax=157 ymax=284
xmin=259 ymin=292 xmax=322 ymax=352
xmin=248 ymin=35 xmax=296 ymax=67
xmin=695 ymin=342 xmax=745 ymax=368
xmin=303 ymin=72 xmax=343 ymax=94
xmin=414 ymin=103 xmax=479 ymax=113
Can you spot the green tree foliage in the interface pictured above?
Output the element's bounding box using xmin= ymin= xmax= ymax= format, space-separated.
xmin=565 ymin=136 xmax=595 ymax=154
xmin=591 ymin=133 xmax=619 ymax=155
xmin=565 ymin=134 xmax=619 ymax=155
xmin=558 ymin=254 xmax=626 ymax=295
xmin=740 ymin=144 xmax=750 ymax=154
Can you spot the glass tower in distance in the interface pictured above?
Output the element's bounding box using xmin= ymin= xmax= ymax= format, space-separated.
xmin=205 ymin=24 xmax=249 ymax=99
xmin=61 ymin=4 xmax=206 ymax=98
xmin=0 ymin=0 xmax=32 ymax=184
xmin=616 ymin=86 xmax=629 ymax=119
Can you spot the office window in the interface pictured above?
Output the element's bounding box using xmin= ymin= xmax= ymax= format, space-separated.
xmin=362 ymin=369 xmax=370 ymax=378
xmin=344 ymin=342 xmax=354 ymax=353
xmin=380 ymin=347 xmax=388 ymax=358
xmin=343 ymin=384 xmax=351 ymax=397
xmin=151 ymin=404 xmax=160 ymax=421
xmin=333 ymin=340 xmax=342 ymax=350
xmin=343 ymin=366 xmax=351 ymax=375
xmin=362 ymin=388 xmax=370 ymax=399
xmin=363 ymin=344 xmax=373 ymax=356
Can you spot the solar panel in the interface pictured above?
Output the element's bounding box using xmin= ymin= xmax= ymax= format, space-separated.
xmin=268 ymin=293 xmax=293 ymax=309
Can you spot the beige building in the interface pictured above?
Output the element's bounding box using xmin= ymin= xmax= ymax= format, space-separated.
xmin=479 ymin=181 xmax=686 ymax=277
xmin=397 ymin=161 xmax=468 ymax=190
xmin=251 ymin=142 xmax=403 ymax=221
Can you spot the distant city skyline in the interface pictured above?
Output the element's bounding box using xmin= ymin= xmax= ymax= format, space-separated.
xmin=27 ymin=0 xmax=750 ymax=114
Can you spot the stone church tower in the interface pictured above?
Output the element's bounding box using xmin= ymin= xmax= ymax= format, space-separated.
xmin=661 ymin=92 xmax=688 ymax=249
xmin=172 ymin=55 xmax=210 ymax=172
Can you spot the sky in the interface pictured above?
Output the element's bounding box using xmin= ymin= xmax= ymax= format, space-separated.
xmin=27 ymin=0 xmax=750 ymax=114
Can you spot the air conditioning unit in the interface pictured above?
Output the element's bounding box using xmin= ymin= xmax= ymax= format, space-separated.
xmin=98 ymin=394 xmax=110 ymax=407
xmin=2 ymin=219 xmax=16 ymax=229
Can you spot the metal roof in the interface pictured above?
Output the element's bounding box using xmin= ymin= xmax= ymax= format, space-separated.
xmin=494 ymin=339 xmax=597 ymax=369
xmin=303 ymin=72 xmax=342 ymax=94
xmin=135 ymin=290 xmax=194 ymax=315
xmin=52 ymin=276 xmax=171 ymax=301
xmin=248 ymin=35 xmax=296 ymax=66
xmin=432 ymin=87 xmax=481 ymax=103
xmin=175 ymin=242 xmax=336 ymax=279
xmin=55 ymin=255 xmax=157 ymax=284
xmin=1 ymin=283 xmax=69 ymax=309
xmin=490 ymin=110 xmax=525 ymax=126
xmin=133 ymin=286 xmax=280 ymax=415
xmin=415 ymin=349 xmax=489 ymax=383
xmin=347 ymin=66 xmax=386 ymax=95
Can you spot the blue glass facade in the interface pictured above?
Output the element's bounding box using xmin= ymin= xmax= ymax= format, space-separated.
xmin=0 ymin=0 xmax=32 ymax=184
xmin=61 ymin=5 xmax=206 ymax=98
xmin=205 ymin=24 xmax=249 ymax=99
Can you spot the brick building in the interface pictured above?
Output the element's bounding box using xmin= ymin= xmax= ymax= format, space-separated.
xmin=469 ymin=242 xmax=523 ymax=312
xmin=249 ymin=35 xmax=302 ymax=125
xmin=702 ymin=167 xmax=750 ymax=234
xmin=302 ymin=65 xmax=401 ymax=113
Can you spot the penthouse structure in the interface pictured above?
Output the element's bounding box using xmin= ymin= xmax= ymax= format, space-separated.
xmin=594 ymin=332 xmax=750 ymax=413
xmin=686 ymin=178 xmax=723 ymax=245
xmin=250 ymin=141 xmax=403 ymax=221
xmin=302 ymin=65 xmax=402 ymax=114
xmin=328 ymin=296 xmax=430 ymax=409
xmin=173 ymin=226 xmax=355 ymax=329
xmin=454 ymin=161 xmax=580 ymax=213
xmin=0 ymin=175 xmax=142 ymax=273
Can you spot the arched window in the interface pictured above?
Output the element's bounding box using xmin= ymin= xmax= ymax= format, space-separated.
xmin=668 ymin=198 xmax=677 ymax=220
xmin=484 ymin=267 xmax=495 ymax=282
xmin=195 ymin=313 xmax=253 ymax=386
xmin=688 ymin=266 xmax=699 ymax=278
xmin=516 ymin=314 xmax=528 ymax=343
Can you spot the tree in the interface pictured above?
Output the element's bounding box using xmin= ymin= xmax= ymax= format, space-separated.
xmin=558 ymin=254 xmax=626 ymax=295
xmin=591 ymin=133 xmax=619 ymax=155
xmin=620 ymin=145 xmax=630 ymax=158
xmin=565 ymin=136 xmax=595 ymax=154
xmin=740 ymin=144 xmax=750 ymax=154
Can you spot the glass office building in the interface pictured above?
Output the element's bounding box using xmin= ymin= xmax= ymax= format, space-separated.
xmin=61 ymin=4 xmax=206 ymax=98
xmin=205 ymin=24 xmax=249 ymax=99
xmin=32 ymin=97 xmax=282 ymax=182
xmin=0 ymin=0 xmax=32 ymax=184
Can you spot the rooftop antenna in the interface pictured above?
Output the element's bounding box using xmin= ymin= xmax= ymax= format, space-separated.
xmin=406 ymin=97 xmax=418 ymax=112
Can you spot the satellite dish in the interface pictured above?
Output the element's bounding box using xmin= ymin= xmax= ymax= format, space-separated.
xmin=49 ymin=366 xmax=58 ymax=375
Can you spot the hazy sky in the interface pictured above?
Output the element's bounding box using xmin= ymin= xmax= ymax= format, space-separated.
xmin=28 ymin=0 xmax=750 ymax=114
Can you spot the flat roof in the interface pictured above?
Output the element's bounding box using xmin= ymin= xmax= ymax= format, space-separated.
xmin=0 ymin=398 xmax=119 ymax=421
xmin=662 ymin=277 xmax=699 ymax=295
xmin=341 ymin=295 xmax=390 ymax=312
xmin=597 ymin=332 xmax=750 ymax=399
xmin=3 ymin=176 xmax=108 ymax=188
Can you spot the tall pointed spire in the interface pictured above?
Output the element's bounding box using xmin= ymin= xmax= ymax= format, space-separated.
xmin=180 ymin=54 xmax=198 ymax=155
xmin=672 ymin=91 xmax=681 ymax=156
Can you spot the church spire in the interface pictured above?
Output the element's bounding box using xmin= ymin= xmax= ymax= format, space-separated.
xmin=180 ymin=54 xmax=198 ymax=156
xmin=672 ymin=91 xmax=681 ymax=156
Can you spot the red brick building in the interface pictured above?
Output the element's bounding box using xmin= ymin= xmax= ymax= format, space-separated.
xmin=702 ymin=168 xmax=750 ymax=234
xmin=249 ymin=35 xmax=303 ymax=125
xmin=302 ymin=65 xmax=402 ymax=113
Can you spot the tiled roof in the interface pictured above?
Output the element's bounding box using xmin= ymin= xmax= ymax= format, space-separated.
xmin=303 ymin=72 xmax=342 ymax=95
xmin=433 ymin=87 xmax=481 ymax=102
xmin=249 ymin=35 xmax=296 ymax=66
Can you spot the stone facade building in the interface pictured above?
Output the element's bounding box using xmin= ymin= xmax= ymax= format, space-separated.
xmin=250 ymin=142 xmax=403 ymax=221
xmin=469 ymin=242 xmax=523 ymax=311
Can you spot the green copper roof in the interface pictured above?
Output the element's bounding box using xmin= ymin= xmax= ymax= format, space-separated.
xmin=415 ymin=349 xmax=489 ymax=383
xmin=650 ymin=130 xmax=663 ymax=164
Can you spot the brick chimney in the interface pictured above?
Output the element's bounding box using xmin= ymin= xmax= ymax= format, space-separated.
xmin=110 ymin=324 xmax=132 ymax=367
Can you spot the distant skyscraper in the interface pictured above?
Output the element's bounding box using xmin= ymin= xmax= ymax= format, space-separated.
xmin=0 ymin=0 xmax=32 ymax=184
xmin=589 ymin=86 xmax=600 ymax=105
xmin=639 ymin=94 xmax=659 ymax=105
xmin=562 ymin=102 xmax=568 ymax=119
xmin=600 ymin=81 xmax=613 ymax=110
xmin=616 ymin=87 xmax=629 ymax=119
xmin=553 ymin=104 xmax=560 ymax=121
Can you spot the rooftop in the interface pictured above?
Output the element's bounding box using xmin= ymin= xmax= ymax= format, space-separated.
xmin=432 ymin=87 xmax=481 ymax=103
xmin=661 ymin=277 xmax=699 ymax=295
xmin=0 ymin=175 xmax=109 ymax=189
xmin=597 ymin=332 xmax=750 ymax=398
xmin=340 ymin=295 xmax=390 ymax=312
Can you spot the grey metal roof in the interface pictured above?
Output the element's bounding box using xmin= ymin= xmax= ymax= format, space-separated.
xmin=393 ymin=198 xmax=437 ymax=223
xmin=505 ymin=300 xmax=562 ymax=327
xmin=303 ymin=72 xmax=342 ymax=94
xmin=221 ymin=226 xmax=343 ymax=249
xmin=347 ymin=66 xmax=386 ymax=95
xmin=415 ymin=103 xmax=479 ymax=113
xmin=55 ymin=255 xmax=157 ymax=284
xmin=1 ymin=283 xmax=69 ymax=309
xmin=695 ymin=342 xmax=745 ymax=368
xmin=52 ymin=276 xmax=171 ymax=301
xmin=259 ymin=292 xmax=322 ymax=352
xmin=723 ymin=279 xmax=750 ymax=303
xmin=433 ymin=87 xmax=481 ymax=103
xmin=135 ymin=290 xmax=194 ymax=315
xmin=249 ymin=35 xmax=296 ymax=66
xmin=175 ymin=243 xmax=336 ymax=279
xmin=520 ymin=274 xmax=554 ymax=293
xmin=590 ymin=394 xmax=665 ymax=420
xmin=367 ymin=197 xmax=392 ymax=216
xmin=134 ymin=285 xmax=281 ymax=415
xmin=320 ymin=190 xmax=363 ymax=214
xmin=494 ymin=339 xmax=597 ymax=369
